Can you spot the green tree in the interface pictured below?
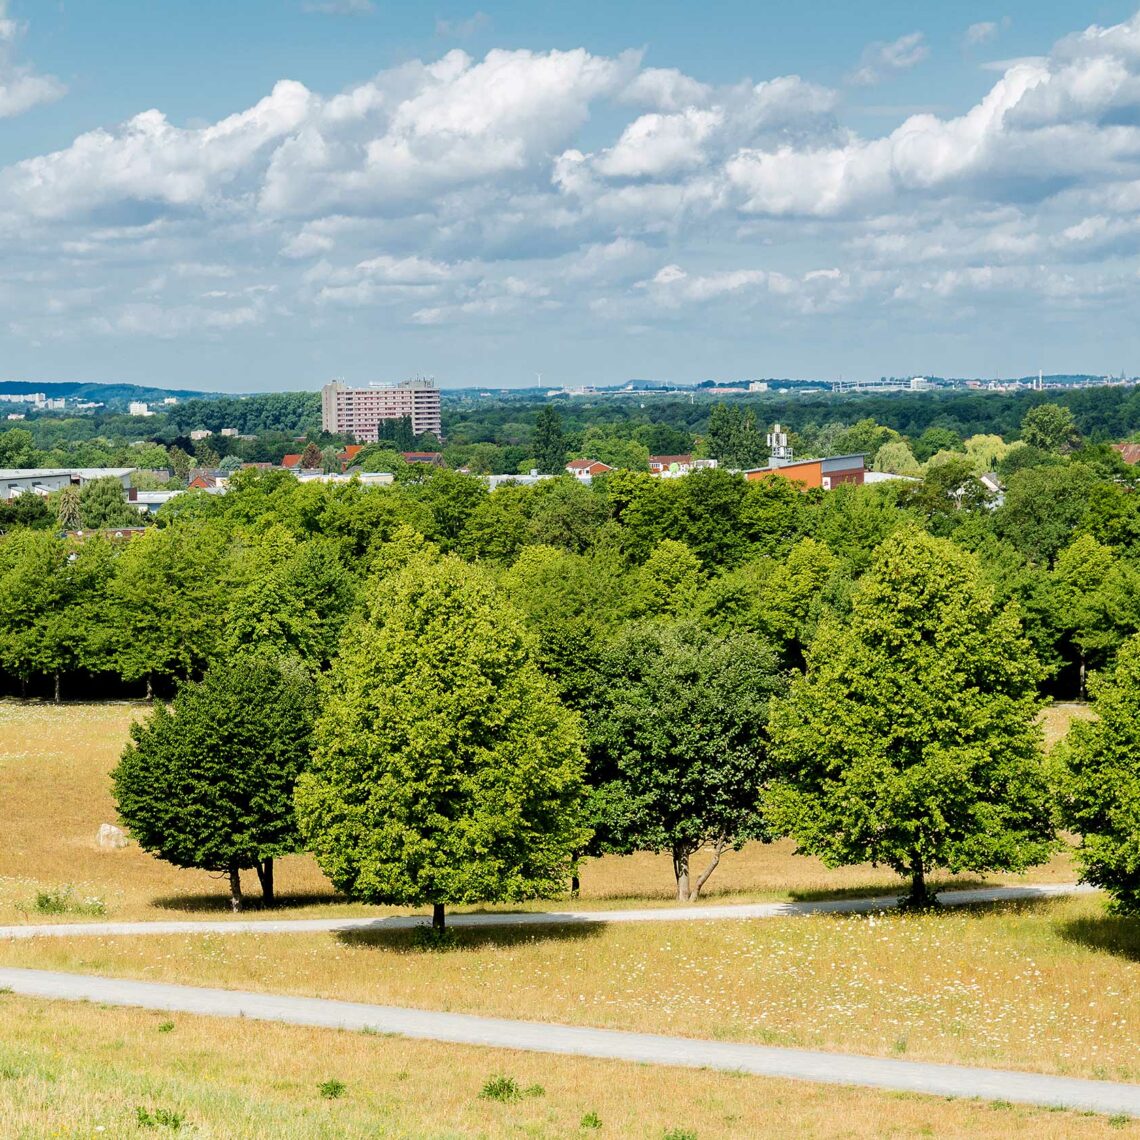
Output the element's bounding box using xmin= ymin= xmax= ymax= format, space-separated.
xmin=995 ymin=463 xmax=1097 ymax=565
xmin=1059 ymin=635 xmax=1140 ymax=913
xmin=912 ymin=426 xmax=963 ymax=463
xmin=167 ymin=446 xmax=192 ymax=483
xmin=1051 ymin=535 xmax=1140 ymax=697
xmin=108 ymin=523 xmax=229 ymax=696
xmin=79 ymin=477 xmax=141 ymax=529
xmin=587 ymin=621 xmax=783 ymax=900
xmin=532 ymin=406 xmax=568 ymax=474
xmin=873 ymin=441 xmax=921 ymax=476
xmin=704 ymin=405 xmax=766 ymax=469
xmin=56 ymin=486 xmax=82 ymax=531
xmin=0 ymin=428 xmax=36 ymax=467
xmin=630 ymin=539 xmax=703 ymax=618
xmin=294 ymin=554 xmax=589 ymax=930
xmin=1021 ymin=403 xmax=1081 ymax=454
xmin=113 ymin=652 xmax=318 ymax=911
xmin=299 ymin=441 xmax=323 ymax=470
xmin=768 ymin=529 xmax=1056 ymax=906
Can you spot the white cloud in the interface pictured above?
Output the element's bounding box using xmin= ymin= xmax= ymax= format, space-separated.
xmin=850 ymin=32 xmax=930 ymax=86
xmin=965 ymin=21 xmax=1002 ymax=47
xmin=3 ymin=13 xmax=1140 ymax=367
xmin=0 ymin=0 xmax=65 ymax=118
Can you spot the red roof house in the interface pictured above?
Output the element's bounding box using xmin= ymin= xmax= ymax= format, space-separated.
xmin=566 ymin=458 xmax=614 ymax=477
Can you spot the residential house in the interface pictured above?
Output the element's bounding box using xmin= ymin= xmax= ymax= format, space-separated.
xmin=566 ymin=458 xmax=614 ymax=478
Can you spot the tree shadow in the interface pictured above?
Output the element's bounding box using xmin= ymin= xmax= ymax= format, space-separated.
xmin=336 ymin=918 xmax=605 ymax=953
xmin=789 ymin=877 xmax=994 ymax=903
xmin=1057 ymin=913 xmax=1140 ymax=962
xmin=151 ymin=891 xmax=346 ymax=914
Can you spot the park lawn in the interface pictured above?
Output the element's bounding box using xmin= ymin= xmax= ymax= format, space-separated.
xmin=0 ymin=995 xmax=1134 ymax=1140
xmin=0 ymin=700 xmax=1080 ymax=924
xmin=2 ymin=892 xmax=1137 ymax=1085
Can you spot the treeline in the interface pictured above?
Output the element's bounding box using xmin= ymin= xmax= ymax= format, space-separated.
xmin=6 ymin=451 xmax=1140 ymax=914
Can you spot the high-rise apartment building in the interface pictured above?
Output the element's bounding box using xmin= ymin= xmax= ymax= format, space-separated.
xmin=320 ymin=379 xmax=442 ymax=442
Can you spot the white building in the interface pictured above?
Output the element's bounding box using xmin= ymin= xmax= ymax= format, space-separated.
xmin=1 ymin=468 xmax=134 ymax=501
xmin=128 ymin=401 xmax=154 ymax=417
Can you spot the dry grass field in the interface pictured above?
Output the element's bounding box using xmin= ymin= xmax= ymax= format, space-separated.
xmin=0 ymin=700 xmax=1082 ymax=923
xmin=2 ymin=995 xmax=1130 ymax=1140
xmin=2 ymin=698 xmax=1132 ymax=1137
xmin=3 ymin=892 xmax=1137 ymax=1083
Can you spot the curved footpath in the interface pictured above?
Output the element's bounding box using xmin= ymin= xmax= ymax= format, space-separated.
xmin=0 ymin=882 xmax=1092 ymax=940
xmin=1 ymin=964 xmax=1137 ymax=1117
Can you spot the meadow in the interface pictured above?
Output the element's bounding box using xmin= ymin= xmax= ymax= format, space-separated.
xmin=3 ymin=698 xmax=1136 ymax=1138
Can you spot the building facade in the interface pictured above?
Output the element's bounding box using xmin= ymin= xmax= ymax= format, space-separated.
xmin=744 ymin=454 xmax=865 ymax=490
xmin=321 ymin=380 xmax=442 ymax=442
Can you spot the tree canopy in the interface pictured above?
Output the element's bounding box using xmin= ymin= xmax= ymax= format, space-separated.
xmin=767 ymin=528 xmax=1056 ymax=905
xmin=294 ymin=553 xmax=590 ymax=929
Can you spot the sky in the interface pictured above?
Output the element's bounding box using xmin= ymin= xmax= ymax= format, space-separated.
xmin=2 ymin=2 xmax=1140 ymax=392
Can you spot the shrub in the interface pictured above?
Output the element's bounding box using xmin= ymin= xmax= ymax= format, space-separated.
xmin=581 ymin=1111 xmax=603 ymax=1129
xmin=17 ymin=886 xmax=105 ymax=917
xmin=479 ymin=1075 xmax=522 ymax=1103
xmin=318 ymin=1079 xmax=346 ymax=1099
xmin=663 ymin=1130 xmax=697 ymax=1140
xmin=135 ymin=1106 xmax=185 ymax=1130
xmin=157 ymin=1021 xmax=175 ymax=1033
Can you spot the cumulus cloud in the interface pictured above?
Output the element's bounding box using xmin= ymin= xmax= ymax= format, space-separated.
xmin=3 ymin=12 xmax=1140 ymax=358
xmin=850 ymin=32 xmax=930 ymax=86
xmin=0 ymin=0 xmax=65 ymax=118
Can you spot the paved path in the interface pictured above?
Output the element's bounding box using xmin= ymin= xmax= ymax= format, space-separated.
xmin=1 ymin=965 xmax=1136 ymax=1116
xmin=0 ymin=883 xmax=1091 ymax=940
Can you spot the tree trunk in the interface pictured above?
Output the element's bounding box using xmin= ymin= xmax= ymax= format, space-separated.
xmin=432 ymin=902 xmax=445 ymax=931
xmin=20 ymin=677 xmax=27 ymax=699
xmin=1078 ymin=650 xmax=1087 ymax=701
xmin=145 ymin=674 xmax=154 ymax=702
xmin=907 ymin=858 xmax=932 ymax=908
xmin=689 ymin=838 xmax=728 ymax=901
xmin=53 ymin=671 xmax=61 ymax=704
xmin=570 ymin=873 xmax=580 ymax=898
xmin=255 ymin=858 xmax=274 ymax=906
xmin=228 ymin=866 xmax=244 ymax=913
xmin=672 ymin=845 xmax=691 ymax=903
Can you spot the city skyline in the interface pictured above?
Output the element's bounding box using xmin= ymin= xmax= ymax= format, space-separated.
xmin=2 ymin=2 xmax=1140 ymax=391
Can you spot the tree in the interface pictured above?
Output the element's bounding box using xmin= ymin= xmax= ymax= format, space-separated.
xmin=873 ymin=441 xmax=921 ymax=476
xmin=108 ymin=522 xmax=229 ymax=696
xmin=704 ymin=405 xmax=766 ymax=469
xmin=912 ymin=426 xmax=963 ymax=463
xmin=168 ymin=446 xmax=192 ymax=483
xmin=629 ymin=539 xmax=703 ymax=618
xmin=0 ymin=492 xmax=53 ymax=533
xmin=587 ymin=620 xmax=783 ymax=900
xmin=0 ymin=428 xmax=36 ymax=468
xmin=1051 ymin=535 xmax=1140 ymax=697
xmin=1059 ymin=635 xmax=1140 ymax=913
xmin=767 ymin=529 xmax=1056 ymax=906
xmin=79 ymin=477 xmax=141 ymax=529
xmin=224 ymin=538 xmax=357 ymax=669
xmin=294 ymin=554 xmax=589 ymax=930
xmin=113 ymin=652 xmax=318 ymax=911
xmin=532 ymin=406 xmax=568 ymax=474
xmin=56 ymin=487 xmax=82 ymax=531
xmin=1021 ymin=403 xmax=1081 ymax=454
xmin=299 ymin=441 xmax=323 ymax=470
xmin=995 ymin=463 xmax=1097 ymax=565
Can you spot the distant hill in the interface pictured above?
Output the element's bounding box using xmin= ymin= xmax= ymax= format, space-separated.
xmin=0 ymin=380 xmax=219 ymax=407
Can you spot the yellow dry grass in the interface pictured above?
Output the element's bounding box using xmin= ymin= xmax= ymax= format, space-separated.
xmin=0 ymin=700 xmax=1080 ymax=923
xmin=3 ymin=892 xmax=1137 ymax=1084
xmin=0 ymin=994 xmax=1133 ymax=1139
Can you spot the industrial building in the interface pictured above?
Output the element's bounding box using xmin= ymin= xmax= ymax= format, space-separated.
xmin=1 ymin=468 xmax=134 ymax=501
xmin=320 ymin=379 xmax=442 ymax=442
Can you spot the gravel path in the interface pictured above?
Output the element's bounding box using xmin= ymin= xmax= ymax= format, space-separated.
xmin=0 ymin=882 xmax=1091 ymax=940
xmin=1 ymin=964 xmax=1136 ymax=1116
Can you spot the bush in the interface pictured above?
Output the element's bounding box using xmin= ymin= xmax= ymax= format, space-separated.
xmin=479 ymin=1075 xmax=522 ymax=1103
xmin=581 ymin=1111 xmax=603 ymax=1128
xmin=135 ymin=1106 xmax=185 ymax=1130
xmin=17 ymin=886 xmax=105 ymax=917
xmin=663 ymin=1130 xmax=697 ymax=1140
xmin=318 ymin=1079 xmax=346 ymax=1099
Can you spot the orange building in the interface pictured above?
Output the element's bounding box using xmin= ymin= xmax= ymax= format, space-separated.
xmin=744 ymin=454 xmax=865 ymax=490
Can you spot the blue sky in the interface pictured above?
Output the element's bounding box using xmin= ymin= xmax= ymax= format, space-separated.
xmin=2 ymin=1 xmax=1140 ymax=391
